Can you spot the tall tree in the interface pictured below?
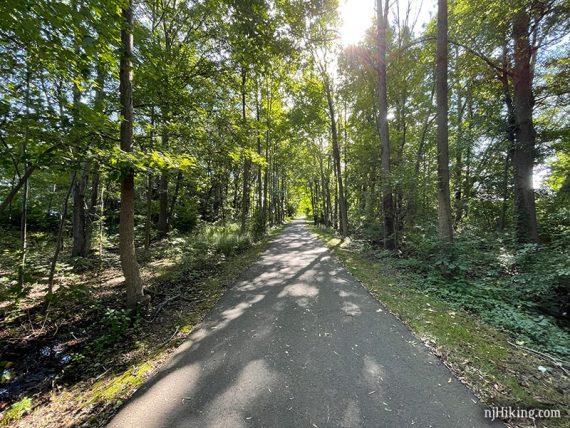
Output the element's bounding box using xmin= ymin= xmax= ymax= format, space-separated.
xmin=119 ymin=0 xmax=145 ymax=309
xmin=436 ymin=0 xmax=453 ymax=241
xmin=376 ymin=0 xmax=395 ymax=249
xmin=324 ymin=74 xmax=349 ymax=237
xmin=511 ymin=7 xmax=538 ymax=243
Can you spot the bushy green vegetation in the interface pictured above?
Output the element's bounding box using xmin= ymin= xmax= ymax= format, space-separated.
xmin=368 ymin=227 xmax=569 ymax=356
xmin=201 ymin=224 xmax=253 ymax=257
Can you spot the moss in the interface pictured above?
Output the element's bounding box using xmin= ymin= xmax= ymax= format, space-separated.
xmin=179 ymin=324 xmax=193 ymax=335
xmin=0 ymin=397 xmax=32 ymax=427
xmin=310 ymin=224 xmax=569 ymax=427
xmin=90 ymin=362 xmax=155 ymax=403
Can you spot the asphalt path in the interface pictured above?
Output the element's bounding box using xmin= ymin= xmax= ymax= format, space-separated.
xmin=109 ymin=219 xmax=501 ymax=427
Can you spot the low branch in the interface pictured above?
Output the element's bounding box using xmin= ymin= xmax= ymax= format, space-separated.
xmin=507 ymin=341 xmax=570 ymax=376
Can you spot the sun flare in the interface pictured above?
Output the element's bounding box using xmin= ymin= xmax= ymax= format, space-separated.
xmin=338 ymin=0 xmax=374 ymax=46
xmin=338 ymin=0 xmax=437 ymax=47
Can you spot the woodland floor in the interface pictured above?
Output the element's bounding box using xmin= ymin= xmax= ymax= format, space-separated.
xmin=0 ymin=226 xmax=284 ymax=427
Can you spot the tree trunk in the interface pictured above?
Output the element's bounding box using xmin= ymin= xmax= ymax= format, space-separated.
xmin=157 ymin=170 xmax=169 ymax=236
xmin=512 ymin=9 xmax=539 ymax=243
xmin=98 ymin=183 xmax=105 ymax=270
xmin=18 ymin=66 xmax=31 ymax=289
xmin=72 ymin=168 xmax=88 ymax=256
xmin=318 ymin=155 xmax=329 ymax=226
xmin=119 ymin=1 xmax=144 ymax=309
xmin=18 ymin=164 xmax=28 ymax=289
xmin=86 ymin=38 xmax=104 ymax=255
xmin=169 ymin=171 xmax=182 ymax=219
xmin=376 ymin=0 xmax=395 ymax=249
xmin=144 ymin=174 xmax=153 ymax=250
xmin=436 ymin=0 xmax=453 ymax=241
xmin=263 ymin=130 xmax=269 ymax=226
xmin=240 ymin=67 xmax=251 ymax=233
xmin=70 ymin=13 xmax=89 ymax=258
xmin=324 ymin=77 xmax=349 ymax=236
xmin=454 ymin=77 xmax=466 ymax=225
xmin=85 ymin=172 xmax=99 ymax=253
xmin=499 ymin=47 xmax=515 ymax=231
xmin=144 ymin=109 xmax=155 ymax=250
xmin=48 ymin=173 xmax=76 ymax=296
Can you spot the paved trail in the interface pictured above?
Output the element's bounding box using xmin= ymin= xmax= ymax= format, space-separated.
xmin=110 ymin=220 xmax=500 ymax=428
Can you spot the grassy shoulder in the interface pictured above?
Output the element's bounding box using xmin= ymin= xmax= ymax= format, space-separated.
xmin=309 ymin=224 xmax=569 ymax=428
xmin=1 ymin=223 xmax=286 ymax=427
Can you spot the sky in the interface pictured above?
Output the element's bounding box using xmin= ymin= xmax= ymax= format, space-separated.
xmin=338 ymin=0 xmax=437 ymax=46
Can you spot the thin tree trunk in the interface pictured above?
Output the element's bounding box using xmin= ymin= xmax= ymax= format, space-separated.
xmin=499 ymin=46 xmax=515 ymax=231
xmin=318 ymin=155 xmax=329 ymax=226
xmin=18 ymin=66 xmax=31 ymax=289
xmin=18 ymin=167 xmax=28 ymax=289
xmin=512 ymin=9 xmax=538 ymax=243
xmin=169 ymin=171 xmax=182 ymax=219
xmin=409 ymin=84 xmax=435 ymax=222
xmin=233 ymin=167 xmax=241 ymax=219
xmin=48 ymin=173 xmax=76 ymax=296
xmin=119 ymin=1 xmax=144 ymax=309
xmin=240 ymin=67 xmax=251 ymax=232
xmin=0 ymin=133 xmax=69 ymax=212
xmin=436 ymin=0 xmax=453 ymax=241
xmin=71 ymin=6 xmax=89 ymax=258
xmin=377 ymin=0 xmax=395 ymax=249
xmin=263 ymin=130 xmax=269 ymax=226
xmin=157 ymin=170 xmax=169 ymax=236
xmin=72 ymin=168 xmax=88 ymax=256
xmin=256 ymin=85 xmax=263 ymax=214
xmin=144 ymin=174 xmax=152 ymax=250
xmin=98 ymin=183 xmax=105 ymax=271
xmin=499 ymin=152 xmax=511 ymax=230
xmin=324 ymin=77 xmax=348 ymax=236
xmin=85 ymin=172 xmax=99 ymax=253
xmin=85 ymin=53 xmax=105 ymax=254
xmin=454 ymin=76 xmax=466 ymax=225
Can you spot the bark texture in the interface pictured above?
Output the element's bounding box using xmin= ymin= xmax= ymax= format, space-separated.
xmin=512 ymin=9 xmax=539 ymax=243
xmin=324 ymin=77 xmax=349 ymax=237
xmin=436 ymin=0 xmax=453 ymax=241
xmin=377 ymin=0 xmax=395 ymax=249
xmin=119 ymin=1 xmax=144 ymax=309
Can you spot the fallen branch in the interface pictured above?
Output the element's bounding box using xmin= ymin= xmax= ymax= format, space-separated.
xmin=92 ymin=368 xmax=110 ymax=384
xmin=159 ymin=326 xmax=180 ymax=347
xmin=144 ymin=293 xmax=181 ymax=323
xmin=507 ymin=341 xmax=570 ymax=376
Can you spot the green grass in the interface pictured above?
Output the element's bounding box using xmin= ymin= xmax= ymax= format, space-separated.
xmin=309 ymin=224 xmax=569 ymax=427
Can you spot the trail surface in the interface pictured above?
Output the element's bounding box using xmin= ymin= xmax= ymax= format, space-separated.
xmin=110 ymin=220 xmax=499 ymax=427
